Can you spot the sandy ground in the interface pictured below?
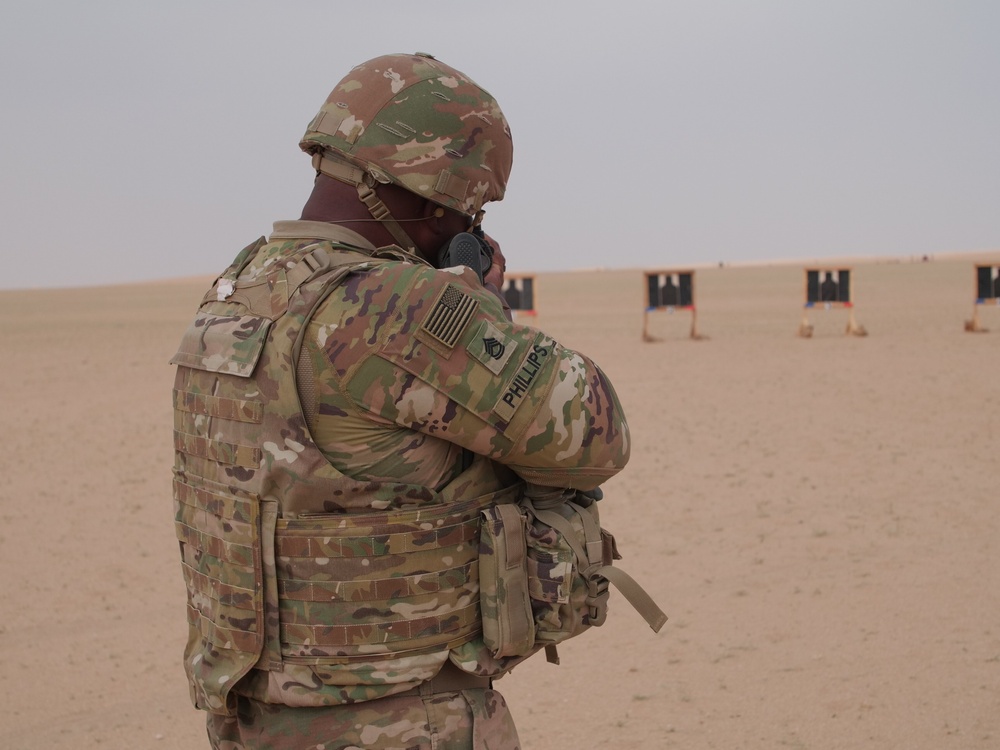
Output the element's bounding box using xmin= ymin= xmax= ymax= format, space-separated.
xmin=1 ymin=252 xmax=998 ymax=749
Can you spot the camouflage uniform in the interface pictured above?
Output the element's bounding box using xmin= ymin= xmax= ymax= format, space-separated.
xmin=172 ymin=53 xmax=631 ymax=750
xmin=208 ymin=683 xmax=518 ymax=750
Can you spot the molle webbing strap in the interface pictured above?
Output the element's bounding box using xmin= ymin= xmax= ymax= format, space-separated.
xmin=277 ymin=561 xmax=477 ymax=602
xmin=272 ymin=489 xmax=498 ymax=661
xmin=173 ymin=390 xmax=263 ymax=424
xmin=280 ymin=601 xmax=481 ymax=650
xmin=172 ymin=466 xmax=264 ymax=709
xmin=174 ymin=429 xmax=261 ymax=468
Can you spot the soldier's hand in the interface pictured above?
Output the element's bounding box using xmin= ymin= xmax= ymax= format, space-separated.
xmin=482 ymin=233 xmax=512 ymax=322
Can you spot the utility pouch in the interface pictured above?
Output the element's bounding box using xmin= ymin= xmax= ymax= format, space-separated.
xmin=479 ymin=484 xmax=667 ymax=663
xmin=479 ymin=502 xmax=536 ymax=657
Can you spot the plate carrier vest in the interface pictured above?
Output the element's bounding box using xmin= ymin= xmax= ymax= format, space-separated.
xmin=170 ymin=239 xmax=518 ymax=715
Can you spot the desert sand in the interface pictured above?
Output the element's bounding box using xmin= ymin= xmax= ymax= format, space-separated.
xmin=2 ymin=252 xmax=998 ymax=749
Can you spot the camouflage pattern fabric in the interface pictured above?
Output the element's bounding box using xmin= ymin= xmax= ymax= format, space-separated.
xmin=288 ymin=222 xmax=629 ymax=493
xmin=300 ymin=53 xmax=512 ymax=218
xmin=172 ymin=225 xmax=524 ymax=715
xmin=207 ymin=689 xmax=519 ymax=750
xmin=171 ymin=220 xmax=631 ymax=746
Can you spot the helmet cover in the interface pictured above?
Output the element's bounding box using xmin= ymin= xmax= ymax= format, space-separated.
xmin=300 ymin=53 xmax=513 ymax=218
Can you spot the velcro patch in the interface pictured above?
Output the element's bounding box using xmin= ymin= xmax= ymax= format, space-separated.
xmin=421 ymin=284 xmax=479 ymax=349
xmin=492 ymin=342 xmax=552 ymax=424
xmin=471 ymin=321 xmax=517 ymax=375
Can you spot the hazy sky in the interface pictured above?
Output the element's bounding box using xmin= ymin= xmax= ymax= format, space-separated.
xmin=1 ymin=1 xmax=998 ymax=289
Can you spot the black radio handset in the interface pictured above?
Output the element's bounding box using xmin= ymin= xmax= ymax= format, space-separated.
xmin=438 ymin=230 xmax=493 ymax=284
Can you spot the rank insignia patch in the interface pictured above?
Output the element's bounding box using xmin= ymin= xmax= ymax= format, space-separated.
xmin=421 ymin=284 xmax=479 ymax=348
xmin=471 ymin=321 xmax=517 ymax=374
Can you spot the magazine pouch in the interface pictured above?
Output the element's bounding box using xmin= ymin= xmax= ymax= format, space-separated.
xmin=479 ymin=501 xmax=536 ymax=657
xmin=480 ymin=483 xmax=667 ymax=663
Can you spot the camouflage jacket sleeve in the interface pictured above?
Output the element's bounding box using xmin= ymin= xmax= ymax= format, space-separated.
xmin=312 ymin=261 xmax=630 ymax=490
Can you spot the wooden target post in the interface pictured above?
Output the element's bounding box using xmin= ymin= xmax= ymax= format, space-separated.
xmin=641 ymin=269 xmax=701 ymax=342
xmin=501 ymin=274 xmax=538 ymax=321
xmin=965 ymin=264 xmax=1000 ymax=332
xmin=798 ymin=267 xmax=867 ymax=337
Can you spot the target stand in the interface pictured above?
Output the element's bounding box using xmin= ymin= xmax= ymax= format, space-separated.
xmin=501 ymin=274 xmax=538 ymax=322
xmin=641 ymin=270 xmax=702 ymax=342
xmin=797 ymin=267 xmax=867 ymax=338
xmin=964 ymin=264 xmax=1000 ymax=333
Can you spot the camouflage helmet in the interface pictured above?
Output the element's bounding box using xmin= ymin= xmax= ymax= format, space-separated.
xmin=300 ymin=53 xmax=513 ymax=219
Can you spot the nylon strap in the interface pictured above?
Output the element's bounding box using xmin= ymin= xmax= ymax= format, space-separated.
xmin=528 ymin=502 xmax=602 ymax=569
xmin=494 ymin=502 xmax=534 ymax=653
xmin=393 ymin=661 xmax=491 ymax=698
xmin=310 ymin=151 xmax=419 ymax=253
xmin=200 ymin=245 xmax=322 ymax=319
xmin=595 ymin=565 xmax=668 ymax=633
xmin=286 ymin=245 xmax=387 ymax=432
xmin=527 ymin=500 xmax=667 ymax=634
xmin=355 ymin=183 xmax=418 ymax=252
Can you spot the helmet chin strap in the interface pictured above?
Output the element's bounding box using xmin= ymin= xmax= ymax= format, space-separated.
xmin=311 ymin=152 xmax=421 ymax=253
xmin=354 ymin=183 xmax=421 ymax=252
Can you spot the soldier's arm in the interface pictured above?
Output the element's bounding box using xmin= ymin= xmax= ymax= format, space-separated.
xmin=337 ymin=263 xmax=629 ymax=490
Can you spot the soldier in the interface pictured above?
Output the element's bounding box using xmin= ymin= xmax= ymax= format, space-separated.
xmin=170 ymin=53 xmax=631 ymax=749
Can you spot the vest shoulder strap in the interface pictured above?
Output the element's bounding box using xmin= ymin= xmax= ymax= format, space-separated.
xmin=199 ymin=241 xmax=392 ymax=320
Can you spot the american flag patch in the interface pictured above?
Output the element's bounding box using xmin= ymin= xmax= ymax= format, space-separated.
xmin=421 ymin=284 xmax=479 ymax=348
